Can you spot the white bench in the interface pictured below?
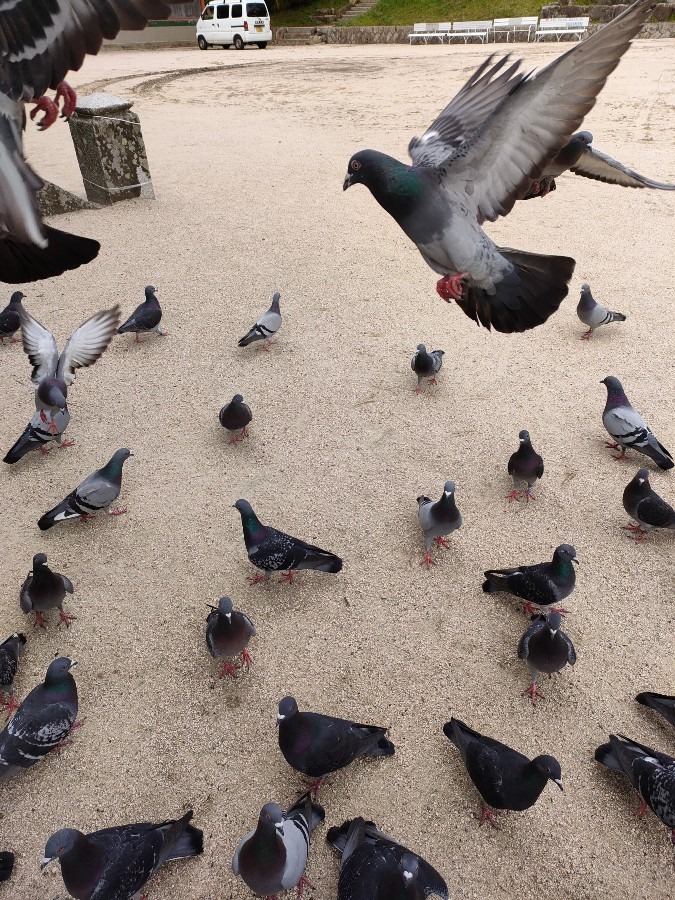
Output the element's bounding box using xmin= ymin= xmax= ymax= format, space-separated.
xmin=447 ymin=20 xmax=492 ymax=43
xmin=535 ymin=16 xmax=589 ymax=41
xmin=409 ymin=23 xmax=442 ymax=43
xmin=492 ymin=16 xmax=538 ymax=42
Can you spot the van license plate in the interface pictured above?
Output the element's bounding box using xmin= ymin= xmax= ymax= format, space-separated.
xmin=255 ymin=25 xmax=263 ymax=30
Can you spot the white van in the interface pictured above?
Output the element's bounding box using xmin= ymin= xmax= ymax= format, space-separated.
xmin=196 ymin=1 xmax=272 ymax=49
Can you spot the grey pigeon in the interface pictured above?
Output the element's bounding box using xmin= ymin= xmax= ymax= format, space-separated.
xmin=636 ymin=692 xmax=675 ymax=730
xmin=42 ymin=810 xmax=203 ymax=899
xmin=411 ymin=344 xmax=444 ymax=393
xmin=238 ymin=291 xmax=281 ymax=348
xmin=417 ymin=481 xmax=462 ymax=567
xmin=602 ymin=376 xmax=673 ymax=469
xmin=205 ymin=596 xmax=256 ymax=679
xmin=525 ymin=130 xmax=675 ymax=198
xmin=219 ymin=394 xmax=253 ymax=444
xmin=232 ymin=793 xmax=325 ymax=898
xmin=277 ymin=696 xmax=395 ymax=793
xmin=117 ymin=285 xmax=166 ymax=342
xmin=38 ymin=448 xmax=133 ymax=530
xmin=0 ymin=291 xmax=23 ymax=341
xmin=443 ymin=717 xmax=562 ymax=828
xmin=507 ymin=430 xmax=544 ymax=502
xmin=623 ymin=467 xmax=675 ymax=540
xmin=234 ymin=498 xmax=342 ymax=584
xmin=3 ymin=405 xmax=72 ymax=464
xmin=483 ymin=543 xmax=578 ymax=616
xmin=577 ymin=283 xmax=626 ymax=339
xmin=327 ymin=817 xmax=449 ymax=900
xmin=19 ymin=552 xmax=75 ymax=627
xmin=343 ymin=1 xmax=655 ymax=333
xmin=17 ymin=302 xmax=121 ymax=431
xmin=517 ymin=612 xmax=576 ymax=704
xmin=0 ymin=656 xmax=77 ymax=782
xmin=0 ymin=852 xmax=13 ymax=882
xmin=0 ymin=633 xmax=26 ymax=716
xmin=0 ymin=0 xmax=172 ymax=284
xmin=595 ymin=734 xmax=675 ymax=843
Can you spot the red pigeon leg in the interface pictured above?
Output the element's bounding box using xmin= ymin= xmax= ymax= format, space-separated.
xmin=434 ymin=536 xmax=450 ymax=549
xmin=522 ymin=489 xmax=537 ymax=502
xmin=58 ymin=439 xmax=75 ymax=450
xmin=420 ymin=551 xmax=436 ymax=568
xmin=296 ymin=874 xmax=315 ymax=898
xmin=240 ymin=649 xmax=253 ymax=672
xmin=281 ymin=571 xmax=297 ymax=584
xmin=38 ymin=445 xmax=53 ymax=456
xmin=478 ymin=805 xmax=501 ymax=829
xmin=506 ymin=489 xmax=521 ymax=502
xmin=32 ymin=611 xmax=48 ymax=629
xmin=58 ymin=609 xmax=77 ymax=627
xmin=522 ymin=681 xmax=545 ymax=704
xmin=30 ymin=96 xmax=59 ymax=130
xmin=436 ymin=272 xmax=469 ymax=302
xmin=219 ymin=661 xmax=239 ymax=679
xmin=0 ymin=693 xmax=20 ymax=717
xmin=109 ymin=508 xmax=127 ymax=517
xmin=247 ymin=573 xmax=268 ymax=585
xmin=635 ymin=798 xmax=648 ymax=818
xmin=581 ymin=328 xmax=593 ymax=340
xmin=55 ymin=81 xmax=77 ymax=118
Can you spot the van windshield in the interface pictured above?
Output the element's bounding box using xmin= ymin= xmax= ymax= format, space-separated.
xmin=246 ymin=2 xmax=268 ymax=15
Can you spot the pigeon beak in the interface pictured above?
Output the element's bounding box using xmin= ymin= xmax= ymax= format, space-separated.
xmin=343 ymin=174 xmax=352 ymax=191
xmin=40 ymin=856 xmax=55 ymax=870
xmin=554 ymin=778 xmax=563 ymax=791
xmin=225 ymin=613 xmax=232 ymax=622
xmin=572 ymin=558 xmax=579 ymax=565
xmin=68 ymin=660 xmax=78 ymax=670
xmin=275 ymin=822 xmax=284 ymax=835
xmin=276 ymin=713 xmax=284 ymax=727
xmin=206 ymin=604 xmax=218 ymax=611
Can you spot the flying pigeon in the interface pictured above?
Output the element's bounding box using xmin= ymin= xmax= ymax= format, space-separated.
xmin=595 ymin=733 xmax=675 ymax=843
xmin=601 ymin=376 xmax=673 ymax=469
xmin=205 ymin=596 xmax=256 ymax=678
xmin=576 ymin=283 xmax=626 ymax=339
xmin=0 ymin=633 xmax=26 ymax=716
xmin=277 ymin=695 xmax=395 ymax=793
xmin=234 ymin=498 xmax=342 ymax=584
xmin=343 ymin=0 xmax=655 ymax=333
xmin=0 ymin=291 xmax=23 ymax=342
xmin=0 ymin=0 xmax=172 ymax=284
xmin=622 ymin=467 xmax=675 ymax=540
xmin=3 ymin=406 xmax=72 ymax=464
xmin=0 ymin=852 xmax=13 ymax=882
xmin=219 ymin=394 xmax=253 ymax=444
xmin=17 ymin=303 xmax=121 ymax=431
xmin=417 ymin=480 xmax=462 ymax=567
xmin=327 ymin=817 xmax=449 ymax=900
xmin=517 ymin=612 xmax=576 ymax=704
xmin=19 ymin=552 xmax=75 ymax=627
xmin=636 ymin=692 xmax=675 ymax=730
xmin=507 ymin=430 xmax=544 ymax=502
xmin=232 ymin=793 xmax=325 ymax=898
xmin=117 ymin=285 xmax=166 ymax=342
xmin=524 ymin=130 xmax=675 ymax=199
xmin=443 ymin=717 xmax=563 ymax=828
xmin=42 ymin=810 xmax=203 ymax=898
xmin=0 ymin=656 xmax=78 ymax=782
xmin=411 ymin=344 xmax=444 ymax=393
xmin=37 ymin=448 xmax=133 ymax=530
xmin=238 ymin=291 xmax=281 ymax=348
xmin=483 ymin=543 xmax=578 ymax=616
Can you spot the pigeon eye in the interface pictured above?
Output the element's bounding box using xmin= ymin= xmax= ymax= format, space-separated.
xmin=351 ymin=160 xmax=361 ymax=171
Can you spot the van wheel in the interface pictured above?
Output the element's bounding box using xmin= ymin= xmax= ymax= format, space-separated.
xmin=197 ymin=35 xmax=209 ymax=50
xmin=233 ymin=34 xmax=245 ymax=49
xmin=257 ymin=42 xmax=267 ymax=48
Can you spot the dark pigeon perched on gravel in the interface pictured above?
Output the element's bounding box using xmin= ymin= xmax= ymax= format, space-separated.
xmin=0 ymin=291 xmax=23 ymax=342
xmin=205 ymin=596 xmax=256 ymax=678
xmin=219 ymin=394 xmax=253 ymax=444
xmin=238 ymin=291 xmax=281 ymax=348
xmin=0 ymin=657 xmax=77 ymax=782
xmin=3 ymin=405 xmax=72 ymax=464
xmin=0 ymin=633 xmax=26 ymax=715
xmin=507 ymin=430 xmax=544 ymax=502
xmin=576 ymin=283 xmax=626 ymax=340
xmin=343 ymin=1 xmax=656 ymax=332
xmin=0 ymin=852 xmax=13 ymax=882
xmin=602 ymin=377 xmax=673 ymax=470
xmin=636 ymin=693 xmax=675 ymax=729
xmin=517 ymin=612 xmax=576 ymax=704
xmin=525 ymin=130 xmax=675 ymax=199
xmin=595 ymin=734 xmax=675 ymax=842
xmin=42 ymin=809 xmax=203 ymax=899
xmin=232 ymin=793 xmax=324 ymax=898
xmin=622 ymin=468 xmax=675 ymax=540
xmin=117 ymin=285 xmax=165 ymax=342
xmin=417 ymin=481 xmax=462 ymax=567
xmin=20 ymin=552 xmax=74 ymax=627
xmin=277 ymin=695 xmax=395 ymax=792
xmin=411 ymin=344 xmax=444 ymax=393
xmin=483 ymin=543 xmax=577 ymax=615
xmin=327 ymin=817 xmax=449 ymax=900
xmin=234 ymin=499 xmax=342 ymax=584
xmin=38 ymin=448 xmax=132 ymax=530
xmin=443 ymin=717 xmax=562 ymax=828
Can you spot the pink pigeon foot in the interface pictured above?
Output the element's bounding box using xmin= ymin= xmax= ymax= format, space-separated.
xmin=300 ymin=775 xmax=327 ymax=799
xmin=281 ymin=570 xmax=297 ymax=584
xmin=636 ymin=798 xmax=648 ymax=818
xmin=240 ymin=648 xmax=253 ymax=672
xmin=32 ymin=611 xmax=48 ymax=629
xmin=30 ymin=96 xmax=59 ymax=130
xmin=521 ymin=601 xmax=539 ymax=616
xmin=605 ymin=442 xmax=627 ymax=461
xmin=54 ymin=717 xmax=86 ymax=753
xmin=478 ymin=805 xmax=501 ymax=829
xmin=0 ymin=693 xmax=20 ymax=717
xmin=58 ymin=609 xmax=77 ymax=628
xmin=522 ymin=489 xmax=536 ymax=502
xmin=436 ymin=272 xmax=469 ymax=302
xmin=522 ymin=682 xmax=544 ymax=704
xmin=427 ymin=376 xmax=438 ymax=385
xmin=581 ymin=329 xmax=593 ymax=340
xmin=434 ymin=536 xmax=450 ymax=549
xmin=109 ymin=507 xmax=127 ymax=517
xmin=59 ymin=439 xmax=75 ymax=450
xmin=421 ymin=551 xmax=436 ymax=568
xmin=256 ymin=339 xmax=276 ymax=351
xmin=247 ymin=573 xmax=268 ymax=585
xmin=219 ymin=661 xmax=239 ymax=680
xmin=38 ymin=444 xmax=52 ymax=455
xmin=506 ymin=489 xmax=521 ymax=502
xmin=413 ymin=385 xmax=424 ymax=395
xmin=55 ymin=81 xmax=77 ymax=118
xmin=296 ymin=874 xmax=315 ymax=898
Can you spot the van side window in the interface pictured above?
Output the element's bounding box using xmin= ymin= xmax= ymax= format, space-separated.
xmin=246 ymin=3 xmax=268 ymax=14
xmin=231 ymin=3 xmax=242 ymax=16
xmin=216 ymin=5 xmax=229 ymax=16
xmin=201 ymin=5 xmax=214 ymax=18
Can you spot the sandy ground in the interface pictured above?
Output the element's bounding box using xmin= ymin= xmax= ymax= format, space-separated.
xmin=1 ymin=35 xmax=675 ymax=900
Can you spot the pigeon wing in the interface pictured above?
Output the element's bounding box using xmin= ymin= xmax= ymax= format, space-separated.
xmin=0 ymin=98 xmax=47 ymax=248
xmin=56 ymin=305 xmax=121 ymax=385
xmin=17 ymin=305 xmax=58 ymax=384
xmin=570 ymin=143 xmax=675 ymax=189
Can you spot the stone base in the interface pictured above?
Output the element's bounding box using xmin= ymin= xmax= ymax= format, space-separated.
xmin=37 ymin=181 xmax=100 ymax=218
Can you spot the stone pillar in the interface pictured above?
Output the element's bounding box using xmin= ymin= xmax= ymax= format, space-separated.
xmin=68 ymin=93 xmax=156 ymax=206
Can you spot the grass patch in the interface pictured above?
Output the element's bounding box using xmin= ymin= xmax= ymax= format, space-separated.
xmin=351 ymin=0 xmax=559 ymax=27
xmin=271 ymin=0 xmax=337 ymax=26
